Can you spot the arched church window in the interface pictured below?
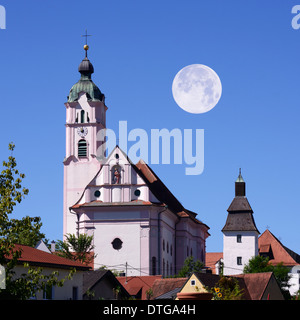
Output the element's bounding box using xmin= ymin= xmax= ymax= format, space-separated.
xmin=112 ymin=165 xmax=121 ymax=184
xmin=152 ymin=257 xmax=157 ymax=275
xmin=81 ymin=110 xmax=85 ymax=123
xmin=78 ymin=139 xmax=87 ymax=157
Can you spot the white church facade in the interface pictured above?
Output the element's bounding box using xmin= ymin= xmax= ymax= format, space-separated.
xmin=63 ymin=46 xmax=210 ymax=276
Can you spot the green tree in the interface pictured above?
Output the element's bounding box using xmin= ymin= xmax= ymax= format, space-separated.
xmin=243 ymin=255 xmax=291 ymax=299
xmin=0 ymin=143 xmax=74 ymax=300
xmin=243 ymin=255 xmax=271 ymax=273
xmin=9 ymin=216 xmax=46 ymax=247
xmin=177 ymin=256 xmax=204 ymax=277
xmin=56 ymin=233 xmax=96 ymax=266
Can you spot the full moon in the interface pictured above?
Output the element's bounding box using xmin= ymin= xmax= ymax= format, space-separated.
xmin=172 ymin=64 xmax=222 ymax=114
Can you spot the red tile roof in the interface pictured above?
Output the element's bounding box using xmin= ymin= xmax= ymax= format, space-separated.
xmin=193 ymin=272 xmax=283 ymax=300
xmin=117 ymin=275 xmax=162 ymax=300
xmin=7 ymin=244 xmax=90 ymax=270
xmin=235 ymin=272 xmax=273 ymax=300
xmin=259 ymin=229 xmax=300 ymax=266
xmin=134 ymin=159 xmax=210 ymax=232
xmin=72 ymin=200 xmax=154 ymax=209
xmin=151 ymin=277 xmax=187 ymax=299
xmin=205 ymin=252 xmax=223 ymax=274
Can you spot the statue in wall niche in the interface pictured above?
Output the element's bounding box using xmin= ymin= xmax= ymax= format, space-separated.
xmin=113 ymin=167 xmax=121 ymax=184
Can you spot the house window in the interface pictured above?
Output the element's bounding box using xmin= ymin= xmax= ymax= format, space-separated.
xmin=72 ymin=287 xmax=78 ymax=300
xmin=237 ymin=235 xmax=242 ymax=243
xmin=43 ymin=284 xmax=53 ymax=300
xmin=152 ymin=257 xmax=157 ymax=275
xmin=78 ymin=139 xmax=87 ymax=157
xmin=191 ymin=280 xmax=196 ymax=286
xmin=237 ymin=257 xmax=242 ymax=265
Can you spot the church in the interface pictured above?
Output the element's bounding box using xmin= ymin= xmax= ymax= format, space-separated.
xmin=62 ymin=45 xmax=210 ymax=276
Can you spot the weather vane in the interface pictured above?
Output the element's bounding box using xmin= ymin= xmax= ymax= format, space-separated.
xmin=82 ymin=29 xmax=92 ymax=57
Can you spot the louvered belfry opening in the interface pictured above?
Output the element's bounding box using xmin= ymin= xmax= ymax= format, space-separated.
xmin=78 ymin=139 xmax=87 ymax=157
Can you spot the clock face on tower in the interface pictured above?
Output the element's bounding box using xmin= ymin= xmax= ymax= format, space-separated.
xmin=77 ymin=127 xmax=88 ymax=138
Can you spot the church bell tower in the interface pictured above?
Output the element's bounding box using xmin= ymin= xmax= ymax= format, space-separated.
xmin=63 ymin=44 xmax=107 ymax=236
xmin=222 ymin=170 xmax=260 ymax=275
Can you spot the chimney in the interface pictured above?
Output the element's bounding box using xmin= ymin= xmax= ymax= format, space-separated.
xmin=51 ymin=240 xmax=56 ymax=253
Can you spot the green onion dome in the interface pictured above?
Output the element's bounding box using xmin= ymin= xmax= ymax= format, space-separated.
xmin=67 ymin=56 xmax=104 ymax=103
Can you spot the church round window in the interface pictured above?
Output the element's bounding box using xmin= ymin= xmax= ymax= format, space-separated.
xmin=134 ymin=189 xmax=141 ymax=197
xmin=94 ymin=190 xmax=101 ymax=198
xmin=112 ymin=238 xmax=123 ymax=250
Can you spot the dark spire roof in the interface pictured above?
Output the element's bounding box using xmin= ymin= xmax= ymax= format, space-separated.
xmin=67 ymin=45 xmax=104 ymax=103
xmin=78 ymin=57 xmax=94 ymax=76
xmin=222 ymin=170 xmax=259 ymax=233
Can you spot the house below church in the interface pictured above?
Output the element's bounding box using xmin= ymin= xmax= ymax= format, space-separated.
xmin=5 ymin=244 xmax=90 ymax=300
xmin=259 ymin=229 xmax=300 ymax=296
xmin=176 ymin=272 xmax=284 ymax=300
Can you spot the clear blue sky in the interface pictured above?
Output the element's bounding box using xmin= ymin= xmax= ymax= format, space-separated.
xmin=0 ymin=0 xmax=299 ymax=254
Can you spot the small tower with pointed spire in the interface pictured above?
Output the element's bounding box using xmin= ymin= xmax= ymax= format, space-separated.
xmin=222 ymin=169 xmax=260 ymax=275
